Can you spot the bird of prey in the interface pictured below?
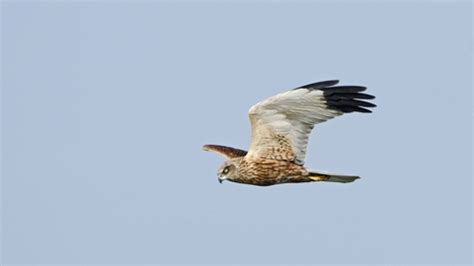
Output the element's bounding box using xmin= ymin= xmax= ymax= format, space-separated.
xmin=203 ymin=80 xmax=375 ymax=186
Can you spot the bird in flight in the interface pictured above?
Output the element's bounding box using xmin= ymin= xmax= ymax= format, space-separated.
xmin=203 ymin=80 xmax=375 ymax=186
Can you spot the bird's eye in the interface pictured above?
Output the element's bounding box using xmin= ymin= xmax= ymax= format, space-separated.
xmin=223 ymin=167 xmax=230 ymax=175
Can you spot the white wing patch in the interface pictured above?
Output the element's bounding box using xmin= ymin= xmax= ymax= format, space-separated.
xmin=246 ymin=89 xmax=342 ymax=165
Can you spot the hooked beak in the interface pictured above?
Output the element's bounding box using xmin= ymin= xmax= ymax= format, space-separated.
xmin=217 ymin=173 xmax=226 ymax=184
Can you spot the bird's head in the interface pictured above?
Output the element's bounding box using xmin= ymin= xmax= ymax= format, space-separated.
xmin=202 ymin=144 xmax=246 ymax=184
xmin=217 ymin=159 xmax=240 ymax=184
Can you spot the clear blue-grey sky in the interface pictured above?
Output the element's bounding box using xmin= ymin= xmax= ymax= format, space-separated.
xmin=1 ymin=1 xmax=472 ymax=265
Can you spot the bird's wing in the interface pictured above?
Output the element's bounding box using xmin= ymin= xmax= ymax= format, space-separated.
xmin=202 ymin=144 xmax=248 ymax=159
xmin=246 ymin=80 xmax=375 ymax=165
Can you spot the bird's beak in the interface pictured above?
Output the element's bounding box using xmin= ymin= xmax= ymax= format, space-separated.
xmin=217 ymin=173 xmax=225 ymax=184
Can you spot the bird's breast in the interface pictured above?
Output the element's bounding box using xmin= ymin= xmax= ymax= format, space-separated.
xmin=235 ymin=159 xmax=307 ymax=185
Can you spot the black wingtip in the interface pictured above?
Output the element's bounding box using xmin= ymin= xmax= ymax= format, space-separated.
xmin=293 ymin=80 xmax=376 ymax=114
xmin=324 ymin=88 xmax=376 ymax=113
xmin=322 ymin=85 xmax=376 ymax=114
xmin=296 ymin=80 xmax=340 ymax=90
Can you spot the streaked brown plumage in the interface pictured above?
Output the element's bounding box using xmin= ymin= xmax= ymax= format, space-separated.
xmin=203 ymin=80 xmax=375 ymax=186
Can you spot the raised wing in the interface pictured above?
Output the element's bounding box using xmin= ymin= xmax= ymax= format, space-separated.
xmin=202 ymin=144 xmax=248 ymax=159
xmin=246 ymin=80 xmax=375 ymax=165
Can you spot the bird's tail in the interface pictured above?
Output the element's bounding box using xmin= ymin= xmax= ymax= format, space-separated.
xmin=308 ymin=171 xmax=360 ymax=183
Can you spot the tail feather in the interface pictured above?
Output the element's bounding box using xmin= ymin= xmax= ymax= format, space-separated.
xmin=309 ymin=171 xmax=360 ymax=183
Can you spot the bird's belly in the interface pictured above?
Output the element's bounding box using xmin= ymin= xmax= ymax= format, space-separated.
xmin=237 ymin=160 xmax=307 ymax=186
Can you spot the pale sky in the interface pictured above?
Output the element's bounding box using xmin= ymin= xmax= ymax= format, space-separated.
xmin=2 ymin=1 xmax=472 ymax=265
